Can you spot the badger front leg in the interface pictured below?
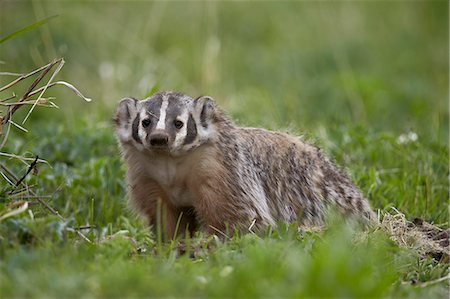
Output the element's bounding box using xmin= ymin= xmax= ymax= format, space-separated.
xmin=127 ymin=175 xmax=179 ymax=240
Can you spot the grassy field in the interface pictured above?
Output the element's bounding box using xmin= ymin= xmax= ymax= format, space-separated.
xmin=0 ymin=1 xmax=448 ymax=298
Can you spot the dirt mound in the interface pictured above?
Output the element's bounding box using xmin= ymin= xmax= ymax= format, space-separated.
xmin=380 ymin=209 xmax=449 ymax=263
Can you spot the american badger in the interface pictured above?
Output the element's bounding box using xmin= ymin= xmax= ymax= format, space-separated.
xmin=114 ymin=91 xmax=376 ymax=237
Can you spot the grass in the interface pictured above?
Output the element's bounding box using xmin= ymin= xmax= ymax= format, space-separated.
xmin=0 ymin=1 xmax=448 ymax=298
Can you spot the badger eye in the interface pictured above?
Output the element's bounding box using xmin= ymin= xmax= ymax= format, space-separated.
xmin=174 ymin=120 xmax=184 ymax=129
xmin=142 ymin=118 xmax=151 ymax=128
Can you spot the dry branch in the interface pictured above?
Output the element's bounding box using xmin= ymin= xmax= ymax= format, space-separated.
xmin=1 ymin=58 xmax=61 ymax=126
xmin=14 ymin=155 xmax=38 ymax=187
xmin=0 ymin=58 xmax=92 ymax=243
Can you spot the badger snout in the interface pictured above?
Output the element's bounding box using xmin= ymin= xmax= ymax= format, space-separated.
xmin=149 ymin=132 xmax=169 ymax=147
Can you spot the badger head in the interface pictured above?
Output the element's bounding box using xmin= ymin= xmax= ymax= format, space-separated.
xmin=113 ymin=91 xmax=219 ymax=156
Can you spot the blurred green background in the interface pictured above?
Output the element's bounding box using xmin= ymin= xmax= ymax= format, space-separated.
xmin=1 ymin=1 xmax=448 ymax=138
xmin=0 ymin=2 xmax=448 ymax=298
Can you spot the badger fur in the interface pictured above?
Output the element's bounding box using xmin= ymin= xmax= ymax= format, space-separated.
xmin=113 ymin=91 xmax=376 ymax=237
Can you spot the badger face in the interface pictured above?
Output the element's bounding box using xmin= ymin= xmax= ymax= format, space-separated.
xmin=114 ymin=91 xmax=217 ymax=156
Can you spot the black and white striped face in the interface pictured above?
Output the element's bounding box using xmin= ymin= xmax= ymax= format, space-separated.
xmin=114 ymin=92 xmax=216 ymax=156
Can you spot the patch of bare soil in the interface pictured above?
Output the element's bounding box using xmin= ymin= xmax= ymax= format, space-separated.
xmin=380 ymin=210 xmax=449 ymax=263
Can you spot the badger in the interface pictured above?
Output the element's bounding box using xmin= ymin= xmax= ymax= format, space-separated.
xmin=113 ymin=91 xmax=376 ymax=238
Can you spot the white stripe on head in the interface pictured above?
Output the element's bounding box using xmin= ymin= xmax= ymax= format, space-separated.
xmin=173 ymin=109 xmax=189 ymax=149
xmin=156 ymin=95 xmax=169 ymax=130
xmin=138 ymin=110 xmax=147 ymax=143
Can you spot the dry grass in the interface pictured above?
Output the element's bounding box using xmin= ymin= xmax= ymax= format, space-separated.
xmin=0 ymin=58 xmax=92 ymax=243
xmin=380 ymin=208 xmax=449 ymax=263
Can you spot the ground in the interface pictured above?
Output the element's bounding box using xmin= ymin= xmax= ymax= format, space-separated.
xmin=0 ymin=1 xmax=448 ymax=298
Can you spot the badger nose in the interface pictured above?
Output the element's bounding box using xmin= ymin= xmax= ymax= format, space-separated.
xmin=149 ymin=133 xmax=169 ymax=147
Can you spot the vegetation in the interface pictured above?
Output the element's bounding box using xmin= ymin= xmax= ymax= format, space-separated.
xmin=0 ymin=1 xmax=448 ymax=298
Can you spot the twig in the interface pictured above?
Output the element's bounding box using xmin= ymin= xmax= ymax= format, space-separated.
xmin=50 ymin=182 xmax=65 ymax=197
xmin=1 ymin=93 xmax=16 ymax=102
xmin=0 ymin=60 xmax=59 ymax=93
xmin=1 ymin=58 xmax=61 ymax=126
xmin=0 ymin=99 xmax=50 ymax=106
xmin=248 ymin=218 xmax=257 ymax=234
xmin=10 ymin=195 xmax=52 ymax=200
xmin=0 ymin=121 xmax=11 ymax=149
xmin=403 ymin=274 xmax=450 ymax=288
xmin=0 ymin=170 xmax=15 ymax=185
xmin=8 ymin=120 xmax=28 ymax=133
xmin=0 ymin=201 xmax=28 ymax=221
xmin=0 ymin=72 xmax=24 ymax=76
xmin=9 ymin=188 xmax=28 ymax=197
xmin=208 ymin=225 xmax=231 ymax=240
xmin=14 ymin=155 xmax=38 ymax=187
xmin=0 ymin=98 xmax=60 ymax=109
xmin=22 ymin=59 xmax=65 ymax=125
xmin=27 ymin=81 xmax=92 ymax=102
xmin=77 ymin=225 xmax=96 ymax=230
xmin=8 ymin=184 xmax=37 ymax=194
xmin=0 ymin=152 xmax=49 ymax=165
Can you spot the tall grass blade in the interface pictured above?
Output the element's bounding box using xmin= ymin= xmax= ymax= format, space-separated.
xmin=0 ymin=15 xmax=58 ymax=44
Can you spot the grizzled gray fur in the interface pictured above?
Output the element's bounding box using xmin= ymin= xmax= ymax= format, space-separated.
xmin=114 ymin=91 xmax=376 ymax=237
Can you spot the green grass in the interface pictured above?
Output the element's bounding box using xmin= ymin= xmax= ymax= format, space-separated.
xmin=0 ymin=1 xmax=448 ymax=298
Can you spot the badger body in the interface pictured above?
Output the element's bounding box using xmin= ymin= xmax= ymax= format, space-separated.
xmin=114 ymin=91 xmax=375 ymax=237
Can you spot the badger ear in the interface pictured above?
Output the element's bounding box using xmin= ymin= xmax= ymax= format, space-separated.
xmin=113 ymin=97 xmax=138 ymax=127
xmin=194 ymin=96 xmax=215 ymax=128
